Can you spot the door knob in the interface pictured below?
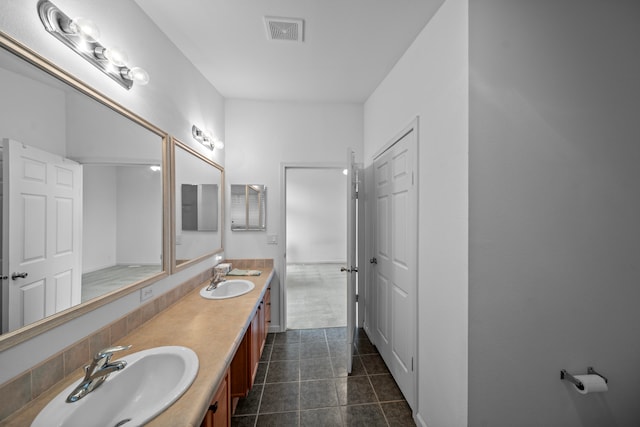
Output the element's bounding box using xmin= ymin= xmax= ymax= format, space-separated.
xmin=11 ymin=272 xmax=28 ymax=280
xmin=370 ymin=257 xmax=377 ymax=264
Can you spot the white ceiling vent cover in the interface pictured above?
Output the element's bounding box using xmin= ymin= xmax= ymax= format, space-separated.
xmin=264 ymin=16 xmax=304 ymax=42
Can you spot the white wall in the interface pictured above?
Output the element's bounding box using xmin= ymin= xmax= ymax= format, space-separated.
xmin=225 ymin=100 xmax=363 ymax=330
xmin=0 ymin=66 xmax=66 ymax=155
xmin=65 ymin=92 xmax=161 ymax=164
xmin=83 ymin=165 xmax=161 ymax=272
xmin=363 ymin=0 xmax=468 ymax=425
xmin=116 ymin=166 xmax=162 ymax=265
xmin=469 ymin=1 xmax=640 ymax=426
xmin=286 ymin=168 xmax=346 ymax=264
xmin=82 ymin=165 xmax=117 ymax=273
xmin=0 ymin=0 xmax=225 ymax=384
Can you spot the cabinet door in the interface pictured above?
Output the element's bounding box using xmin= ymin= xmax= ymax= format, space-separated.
xmin=249 ymin=308 xmax=261 ymax=385
xmin=211 ymin=371 xmax=229 ymax=427
xmin=202 ymin=369 xmax=230 ymax=427
xmin=264 ymin=288 xmax=271 ymax=336
xmin=230 ymin=331 xmax=249 ymax=398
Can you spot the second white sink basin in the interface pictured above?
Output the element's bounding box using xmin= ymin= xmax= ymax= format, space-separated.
xmin=31 ymin=346 xmax=198 ymax=427
xmin=200 ymin=279 xmax=255 ymax=299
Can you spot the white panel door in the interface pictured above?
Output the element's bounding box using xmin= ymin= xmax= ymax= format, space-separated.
xmin=373 ymin=127 xmax=417 ymax=408
xmin=345 ymin=148 xmax=359 ymax=373
xmin=3 ymin=139 xmax=82 ymax=332
xmin=374 ymin=156 xmax=391 ymax=353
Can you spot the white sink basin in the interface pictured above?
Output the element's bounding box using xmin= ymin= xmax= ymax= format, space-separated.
xmin=32 ymin=346 xmax=198 ymax=427
xmin=200 ymin=279 xmax=255 ymax=299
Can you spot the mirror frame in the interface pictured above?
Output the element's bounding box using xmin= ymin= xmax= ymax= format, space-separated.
xmin=171 ymin=137 xmax=224 ymax=273
xmin=0 ymin=31 xmax=171 ymax=351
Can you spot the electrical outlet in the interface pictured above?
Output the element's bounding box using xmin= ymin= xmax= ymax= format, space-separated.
xmin=140 ymin=286 xmax=154 ymax=302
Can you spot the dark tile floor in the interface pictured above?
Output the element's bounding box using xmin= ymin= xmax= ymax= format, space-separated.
xmin=231 ymin=327 xmax=416 ymax=427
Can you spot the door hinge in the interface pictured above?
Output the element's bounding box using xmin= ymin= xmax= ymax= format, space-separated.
xmin=355 ymin=294 xmax=359 ymax=303
xmin=354 ymin=190 xmax=359 ymax=199
xmin=411 ymin=357 xmax=414 ymax=371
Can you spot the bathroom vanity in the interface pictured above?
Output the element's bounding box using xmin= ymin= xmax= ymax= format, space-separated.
xmin=0 ymin=267 xmax=273 ymax=427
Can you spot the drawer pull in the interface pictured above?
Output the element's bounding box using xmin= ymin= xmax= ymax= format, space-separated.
xmin=209 ymin=401 xmax=218 ymax=413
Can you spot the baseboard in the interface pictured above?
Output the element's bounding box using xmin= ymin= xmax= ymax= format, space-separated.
xmin=415 ymin=412 xmax=428 ymax=427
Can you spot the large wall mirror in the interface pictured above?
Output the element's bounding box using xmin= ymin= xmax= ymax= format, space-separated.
xmin=172 ymin=139 xmax=224 ymax=271
xmin=0 ymin=33 xmax=168 ymax=349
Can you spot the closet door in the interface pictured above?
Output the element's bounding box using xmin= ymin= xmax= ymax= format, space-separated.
xmin=372 ymin=126 xmax=417 ymax=408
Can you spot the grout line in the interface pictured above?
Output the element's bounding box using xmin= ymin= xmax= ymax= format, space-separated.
xmin=235 ymin=328 xmax=409 ymax=427
xmin=254 ymin=361 xmax=268 ymax=427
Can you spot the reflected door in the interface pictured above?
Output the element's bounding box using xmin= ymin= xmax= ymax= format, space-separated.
xmin=3 ymin=139 xmax=82 ymax=332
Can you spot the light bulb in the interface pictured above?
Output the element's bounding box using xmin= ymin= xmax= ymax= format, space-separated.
xmin=128 ymin=67 xmax=149 ymax=85
xmin=122 ymin=67 xmax=149 ymax=85
xmin=343 ymin=169 xmax=349 ymax=175
xmin=68 ymin=17 xmax=100 ymax=41
xmin=103 ymin=47 xmax=128 ymax=67
xmin=150 ymin=165 xmax=161 ymax=172
xmin=213 ymin=139 xmax=225 ymax=150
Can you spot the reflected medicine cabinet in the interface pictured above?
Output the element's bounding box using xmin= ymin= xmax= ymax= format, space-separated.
xmin=230 ymin=184 xmax=266 ymax=231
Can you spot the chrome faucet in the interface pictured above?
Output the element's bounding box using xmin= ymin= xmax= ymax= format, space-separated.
xmin=206 ymin=269 xmax=226 ymax=291
xmin=66 ymin=345 xmax=132 ymax=403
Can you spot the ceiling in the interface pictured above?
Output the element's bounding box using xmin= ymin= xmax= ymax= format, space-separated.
xmin=133 ymin=0 xmax=445 ymax=103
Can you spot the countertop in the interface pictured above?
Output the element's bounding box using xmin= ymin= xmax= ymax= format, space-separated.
xmin=2 ymin=268 xmax=273 ymax=427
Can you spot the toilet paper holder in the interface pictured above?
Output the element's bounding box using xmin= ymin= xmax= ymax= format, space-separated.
xmin=560 ymin=367 xmax=608 ymax=391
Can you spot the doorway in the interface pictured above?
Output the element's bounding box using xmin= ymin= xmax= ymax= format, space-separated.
xmin=283 ymin=166 xmax=347 ymax=330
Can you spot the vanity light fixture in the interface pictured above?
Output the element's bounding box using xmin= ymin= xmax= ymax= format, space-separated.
xmin=37 ymin=0 xmax=149 ymax=89
xmin=192 ymin=125 xmax=224 ymax=151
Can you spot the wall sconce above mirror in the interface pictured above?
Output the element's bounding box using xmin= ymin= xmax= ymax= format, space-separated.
xmin=191 ymin=124 xmax=224 ymax=151
xmin=172 ymin=139 xmax=224 ymax=271
xmin=38 ymin=0 xmax=149 ymax=89
xmin=230 ymin=184 xmax=267 ymax=231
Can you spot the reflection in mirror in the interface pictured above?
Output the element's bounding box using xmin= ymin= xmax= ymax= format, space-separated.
xmin=230 ymin=184 xmax=267 ymax=231
xmin=173 ymin=140 xmax=223 ymax=270
xmin=181 ymin=184 xmax=218 ymax=231
xmin=0 ymin=37 xmax=165 ymax=338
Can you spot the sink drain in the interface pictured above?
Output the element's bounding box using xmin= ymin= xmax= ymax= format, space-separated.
xmin=114 ymin=419 xmax=132 ymax=427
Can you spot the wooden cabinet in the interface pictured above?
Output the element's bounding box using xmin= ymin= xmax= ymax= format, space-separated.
xmin=264 ymin=287 xmax=271 ymax=333
xmin=201 ymin=368 xmax=230 ymax=427
xmin=230 ymin=330 xmax=249 ymax=399
xmin=230 ymin=287 xmax=271 ymax=401
xmin=249 ymin=305 xmax=261 ymax=385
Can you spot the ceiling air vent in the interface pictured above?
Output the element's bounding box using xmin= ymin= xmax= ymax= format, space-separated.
xmin=264 ymin=16 xmax=304 ymax=42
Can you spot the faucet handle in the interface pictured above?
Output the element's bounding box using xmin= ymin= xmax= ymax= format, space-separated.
xmin=95 ymin=345 xmax=132 ymax=362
